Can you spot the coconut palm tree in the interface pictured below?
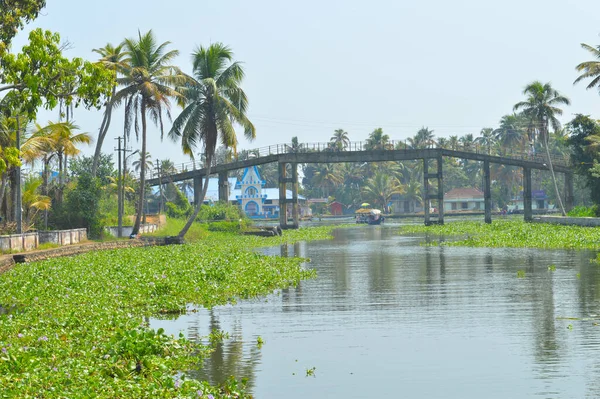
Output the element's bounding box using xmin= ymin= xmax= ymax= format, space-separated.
xmin=494 ymin=114 xmax=527 ymax=151
xmin=329 ymin=128 xmax=350 ymax=151
xmin=22 ymin=176 xmax=51 ymax=228
xmin=361 ymin=172 xmax=405 ymax=213
xmin=364 ymin=128 xmax=391 ymax=150
xmin=574 ymin=43 xmax=600 ymax=91
xmin=312 ymin=163 xmax=343 ymax=197
xmin=476 ymin=128 xmax=495 ymax=154
xmin=91 ymin=42 xmax=129 ymax=177
xmin=112 ymin=30 xmax=186 ymax=235
xmin=409 ymin=127 xmax=435 ymax=149
xmin=131 ymin=151 xmax=153 ymax=174
xmin=169 ymin=43 xmax=255 ymax=238
xmin=514 ymin=81 xmax=570 ymax=215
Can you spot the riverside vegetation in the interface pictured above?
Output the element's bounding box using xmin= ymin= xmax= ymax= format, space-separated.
xmin=0 ymin=225 xmax=339 ymax=398
xmin=399 ymin=219 xmax=600 ymax=250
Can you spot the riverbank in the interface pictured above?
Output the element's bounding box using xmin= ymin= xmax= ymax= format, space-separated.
xmin=0 ymin=225 xmax=339 ymax=398
xmin=399 ymin=219 xmax=600 ymax=249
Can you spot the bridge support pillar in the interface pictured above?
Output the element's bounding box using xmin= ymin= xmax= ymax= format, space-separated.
xmin=193 ymin=176 xmax=203 ymax=206
xmin=484 ymin=160 xmax=492 ymax=224
xmin=437 ymin=154 xmax=444 ymax=225
xmin=278 ymin=162 xmax=299 ymax=229
xmin=291 ymin=163 xmax=299 ymax=228
xmin=523 ymin=167 xmax=532 ymax=222
xmin=423 ymin=158 xmax=430 ymax=226
xmin=218 ymin=172 xmax=229 ymax=203
xmin=564 ymin=172 xmax=574 ymax=212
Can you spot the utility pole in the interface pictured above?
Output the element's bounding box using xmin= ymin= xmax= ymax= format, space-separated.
xmin=156 ymin=159 xmax=163 ymax=214
xmin=115 ymin=137 xmax=123 ymax=237
xmin=14 ymin=115 xmax=22 ymax=234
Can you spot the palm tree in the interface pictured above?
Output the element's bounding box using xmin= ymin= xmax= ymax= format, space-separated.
xmin=169 ymin=43 xmax=255 ymax=238
xmin=91 ymin=42 xmax=129 ymax=177
xmin=364 ymin=128 xmax=391 ymax=150
xmin=574 ymin=43 xmax=600 ymax=91
xmin=112 ymin=30 xmax=186 ymax=235
xmin=131 ymin=152 xmax=153 ymax=174
xmin=494 ymin=114 xmax=527 ymax=151
xmin=514 ymin=81 xmax=570 ymax=215
xmin=312 ymin=163 xmax=342 ymax=197
xmin=448 ymin=135 xmax=459 ymax=151
xmin=329 ymin=128 xmax=350 ymax=151
xmin=409 ymin=127 xmax=435 ymax=149
xmin=361 ymin=172 xmax=405 ymax=213
xmin=32 ymin=121 xmax=92 ymax=185
xmin=476 ymin=128 xmax=495 ymax=154
xmin=22 ymin=176 xmax=51 ymax=228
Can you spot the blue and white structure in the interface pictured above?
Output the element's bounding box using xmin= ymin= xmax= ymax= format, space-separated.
xmin=235 ymin=166 xmax=267 ymax=216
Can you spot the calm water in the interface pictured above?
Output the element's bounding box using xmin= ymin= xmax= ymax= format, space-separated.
xmin=152 ymin=225 xmax=600 ymax=398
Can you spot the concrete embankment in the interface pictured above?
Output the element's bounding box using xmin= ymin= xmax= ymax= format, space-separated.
xmin=533 ymin=216 xmax=600 ymax=227
xmin=0 ymin=239 xmax=160 ymax=275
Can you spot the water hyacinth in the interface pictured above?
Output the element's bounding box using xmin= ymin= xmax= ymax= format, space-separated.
xmin=399 ymin=219 xmax=600 ymax=249
xmin=0 ymin=226 xmax=339 ymax=398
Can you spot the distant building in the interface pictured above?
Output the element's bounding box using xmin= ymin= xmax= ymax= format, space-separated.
xmin=443 ymin=188 xmax=484 ymax=212
xmin=330 ymin=201 xmax=344 ymax=216
xmin=510 ymin=190 xmax=551 ymax=210
xmin=235 ymin=166 xmax=267 ymax=216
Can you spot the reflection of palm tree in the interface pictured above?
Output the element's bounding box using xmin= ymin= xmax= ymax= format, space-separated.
xmin=188 ymin=310 xmax=261 ymax=392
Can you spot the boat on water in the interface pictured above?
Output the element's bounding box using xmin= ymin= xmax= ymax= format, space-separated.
xmin=355 ymin=208 xmax=385 ymax=225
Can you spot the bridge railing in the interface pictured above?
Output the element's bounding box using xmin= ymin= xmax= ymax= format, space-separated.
xmin=136 ymin=141 xmax=570 ymax=180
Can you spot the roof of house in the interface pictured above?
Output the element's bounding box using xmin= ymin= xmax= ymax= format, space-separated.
xmin=445 ymin=187 xmax=484 ymax=200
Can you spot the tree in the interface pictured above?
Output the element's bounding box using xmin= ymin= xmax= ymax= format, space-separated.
xmin=169 ymin=43 xmax=255 ymax=239
xmin=112 ymin=30 xmax=185 ymax=235
xmin=0 ymin=0 xmax=46 ymax=54
xmin=330 ymin=128 xmax=350 ymax=151
xmin=574 ymin=43 xmax=600 ymax=91
xmin=476 ymin=128 xmax=495 ymax=154
xmin=364 ymin=128 xmax=391 ymax=150
xmin=408 ymin=127 xmax=435 ymax=149
xmin=91 ymin=43 xmax=129 ymax=177
xmin=22 ymin=176 xmax=50 ymax=227
xmin=567 ymin=114 xmax=600 ymax=204
xmin=494 ymin=114 xmax=526 ymax=151
xmin=312 ymin=163 xmax=342 ymax=197
xmin=361 ymin=172 xmax=405 ymax=213
xmin=514 ymin=81 xmax=570 ymax=215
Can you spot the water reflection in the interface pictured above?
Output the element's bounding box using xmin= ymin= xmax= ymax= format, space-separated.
xmin=153 ymin=226 xmax=600 ymax=398
xmin=186 ymin=310 xmax=261 ymax=391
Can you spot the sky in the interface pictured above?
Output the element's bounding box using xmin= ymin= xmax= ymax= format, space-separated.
xmin=9 ymin=0 xmax=600 ymax=166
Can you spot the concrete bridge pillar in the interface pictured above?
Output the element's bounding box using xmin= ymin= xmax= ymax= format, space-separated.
xmin=218 ymin=172 xmax=229 ymax=203
xmin=523 ymin=167 xmax=532 ymax=222
xmin=278 ymin=162 xmax=299 ymax=229
xmin=193 ymin=176 xmax=203 ymax=206
xmin=437 ymin=154 xmax=444 ymax=225
xmin=423 ymin=158 xmax=430 ymax=225
xmin=564 ymin=172 xmax=574 ymax=212
xmin=484 ymin=160 xmax=492 ymax=224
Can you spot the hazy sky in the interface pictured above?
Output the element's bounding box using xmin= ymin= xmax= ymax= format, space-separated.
xmin=10 ymin=0 xmax=600 ymax=164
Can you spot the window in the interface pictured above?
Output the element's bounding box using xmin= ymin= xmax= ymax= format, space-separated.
xmin=461 ymin=202 xmax=468 ymax=209
xmin=246 ymin=187 xmax=257 ymax=196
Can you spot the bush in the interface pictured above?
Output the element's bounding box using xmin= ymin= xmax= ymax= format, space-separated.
xmin=196 ymin=202 xmax=245 ymax=222
xmin=207 ymin=220 xmax=248 ymax=233
xmin=567 ymin=205 xmax=599 ymax=217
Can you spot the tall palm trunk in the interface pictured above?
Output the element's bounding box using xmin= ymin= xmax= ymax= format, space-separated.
xmin=542 ymin=127 xmax=566 ymax=216
xmin=0 ymin=173 xmax=7 ymax=221
xmin=177 ymin=155 xmax=212 ymax=239
xmin=132 ymin=101 xmax=147 ymax=236
xmin=92 ymin=89 xmax=115 ymax=177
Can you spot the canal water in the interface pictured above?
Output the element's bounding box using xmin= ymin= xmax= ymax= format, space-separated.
xmin=152 ymin=225 xmax=600 ymax=398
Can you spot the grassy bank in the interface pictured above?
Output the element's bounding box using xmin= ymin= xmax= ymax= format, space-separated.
xmin=0 ymin=225 xmax=339 ymax=398
xmin=399 ymin=220 xmax=600 ymax=250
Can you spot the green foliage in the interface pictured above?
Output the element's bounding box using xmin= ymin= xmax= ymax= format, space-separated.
xmin=164 ymin=185 xmax=191 ymax=219
xmin=567 ymin=205 xmax=599 ymax=217
xmin=50 ymin=174 xmax=104 ymax=238
xmin=196 ymin=202 xmax=245 ymax=222
xmin=0 ymin=227 xmax=328 ymax=396
xmin=0 ymin=0 xmax=46 ymax=53
xmin=1 ymin=28 xmax=114 ymax=120
xmin=516 ymin=270 xmax=526 ymax=278
xmin=70 ymin=154 xmax=115 ymax=185
xmin=399 ymin=220 xmax=600 ymax=250
xmin=207 ymin=220 xmax=248 ymax=233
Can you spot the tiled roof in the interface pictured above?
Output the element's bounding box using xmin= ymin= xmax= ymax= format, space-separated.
xmin=445 ymin=187 xmax=484 ymax=200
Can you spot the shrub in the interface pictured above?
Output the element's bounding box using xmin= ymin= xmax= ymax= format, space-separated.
xmin=567 ymin=205 xmax=599 ymax=217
